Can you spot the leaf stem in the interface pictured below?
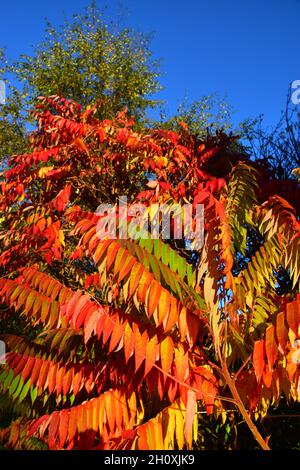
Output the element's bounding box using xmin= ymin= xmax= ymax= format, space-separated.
xmin=220 ymin=357 xmax=270 ymax=450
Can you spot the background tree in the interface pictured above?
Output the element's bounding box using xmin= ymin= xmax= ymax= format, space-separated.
xmin=156 ymin=94 xmax=233 ymax=138
xmin=242 ymin=89 xmax=300 ymax=179
xmin=0 ymin=49 xmax=28 ymax=158
xmin=0 ymin=2 xmax=239 ymax=168
xmin=0 ymin=3 xmax=161 ymax=160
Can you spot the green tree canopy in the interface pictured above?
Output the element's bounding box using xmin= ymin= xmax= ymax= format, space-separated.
xmin=0 ymin=3 xmax=161 ymax=159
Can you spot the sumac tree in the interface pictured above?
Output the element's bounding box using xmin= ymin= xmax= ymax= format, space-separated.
xmin=0 ymin=96 xmax=299 ymax=450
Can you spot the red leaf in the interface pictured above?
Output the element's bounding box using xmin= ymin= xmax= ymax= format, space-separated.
xmin=49 ymin=184 xmax=71 ymax=212
xmin=18 ymin=356 xmax=33 ymax=382
xmin=275 ymin=311 xmax=288 ymax=352
xmin=48 ymin=412 xmax=60 ymax=448
xmin=58 ymin=410 xmax=69 ymax=448
xmin=124 ymin=322 xmax=135 ymax=363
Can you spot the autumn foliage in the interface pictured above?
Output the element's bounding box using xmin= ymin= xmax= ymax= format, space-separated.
xmin=0 ymin=96 xmax=299 ymax=450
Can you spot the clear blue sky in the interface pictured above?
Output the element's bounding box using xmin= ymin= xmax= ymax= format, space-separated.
xmin=0 ymin=0 xmax=299 ymax=127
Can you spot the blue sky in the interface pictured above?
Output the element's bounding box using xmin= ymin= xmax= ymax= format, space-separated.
xmin=0 ymin=0 xmax=299 ymax=127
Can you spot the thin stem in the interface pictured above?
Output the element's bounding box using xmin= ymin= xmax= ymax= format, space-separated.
xmin=220 ymin=357 xmax=270 ymax=450
xmin=234 ymin=354 xmax=251 ymax=380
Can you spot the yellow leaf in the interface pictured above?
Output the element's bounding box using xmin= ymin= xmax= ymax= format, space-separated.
xmin=160 ymin=336 xmax=174 ymax=377
xmin=38 ymin=166 xmax=54 ymax=178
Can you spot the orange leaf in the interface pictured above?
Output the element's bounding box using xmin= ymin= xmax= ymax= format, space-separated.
xmin=144 ymin=334 xmax=159 ymax=376
xmin=164 ymin=295 xmax=178 ymax=331
xmin=137 ymin=271 xmax=152 ymax=304
xmin=48 ymin=363 xmax=58 ymax=395
xmin=157 ymin=289 xmax=170 ymax=324
xmin=109 ymin=317 xmax=125 ymax=352
xmin=30 ymin=358 xmax=43 ymax=385
xmin=62 ymin=368 xmax=73 ymax=396
xmin=37 ymin=360 xmax=50 ymax=390
xmin=129 ymin=263 xmax=144 ymax=298
xmin=147 ymin=281 xmax=162 ymax=317
xmin=105 ymin=392 xmax=115 ymax=434
xmin=275 ymin=311 xmax=288 ymax=352
xmin=77 ymin=403 xmax=86 ymax=434
xmin=262 ymin=367 xmax=273 ymax=388
xmin=22 ymin=356 xmax=35 ymax=382
xmin=253 ymin=340 xmax=265 ymax=382
xmin=175 ymin=345 xmax=188 ymax=383
xmin=160 ymin=336 xmax=174 ymax=377
xmin=134 ymin=326 xmax=148 ymax=372
xmin=124 ymin=322 xmax=135 ymax=363
xmin=185 ymin=389 xmax=196 ymax=446
xmin=178 ymin=307 xmax=188 ymax=340
xmin=286 ymin=301 xmax=299 ymax=335
xmin=106 ymin=242 xmax=120 ymax=273
xmin=68 ymin=407 xmax=78 ymax=443
xmin=265 ymin=324 xmax=278 ymax=369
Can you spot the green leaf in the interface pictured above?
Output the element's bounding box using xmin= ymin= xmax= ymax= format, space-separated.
xmin=3 ymin=370 xmax=14 ymax=390
xmin=13 ymin=376 xmax=26 ymax=400
xmin=18 ymin=379 xmax=31 ymax=403
xmin=30 ymin=385 xmax=38 ymax=405
xmin=9 ymin=375 xmax=21 ymax=396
